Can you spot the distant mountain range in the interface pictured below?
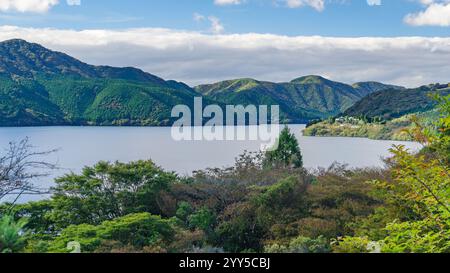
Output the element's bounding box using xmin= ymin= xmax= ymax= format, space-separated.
xmin=344 ymin=84 xmax=450 ymax=120
xmin=196 ymin=77 xmax=403 ymax=122
xmin=0 ymin=38 xmax=433 ymax=127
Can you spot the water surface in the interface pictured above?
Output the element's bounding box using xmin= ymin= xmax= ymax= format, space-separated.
xmin=0 ymin=125 xmax=421 ymax=201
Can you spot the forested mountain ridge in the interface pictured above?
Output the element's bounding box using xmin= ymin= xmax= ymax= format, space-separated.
xmin=0 ymin=39 xmax=167 ymax=84
xmin=0 ymin=39 xmax=403 ymax=126
xmin=344 ymin=84 xmax=450 ymax=120
xmin=0 ymin=39 xmax=201 ymax=126
xmin=195 ymin=76 xmax=402 ymax=122
xmin=303 ymin=84 xmax=450 ymax=140
xmin=352 ymin=81 xmax=405 ymax=95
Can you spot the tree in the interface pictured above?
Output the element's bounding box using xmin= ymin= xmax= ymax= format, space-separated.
xmin=51 ymin=160 xmax=178 ymax=228
xmin=429 ymin=94 xmax=450 ymax=165
xmin=214 ymin=176 xmax=310 ymax=253
xmin=188 ymin=207 xmax=216 ymax=233
xmin=375 ymin=145 xmax=450 ymax=253
xmin=215 ymin=202 xmax=267 ymax=253
xmin=0 ymin=215 xmax=27 ymax=253
xmin=332 ymin=236 xmax=376 ymax=253
xmin=47 ymin=213 xmax=175 ymax=253
xmin=264 ymin=127 xmax=303 ymax=169
xmin=175 ymin=201 xmax=194 ymax=224
xmin=0 ymin=138 xmax=56 ymax=205
xmin=265 ymin=235 xmax=331 ymax=253
xmin=333 ymin=95 xmax=450 ymax=253
xmin=253 ymin=176 xmax=309 ymax=225
xmin=193 ymin=150 xmax=302 ymax=186
xmin=3 ymin=200 xmax=57 ymax=236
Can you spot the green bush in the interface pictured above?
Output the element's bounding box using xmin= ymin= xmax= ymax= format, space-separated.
xmin=0 ymin=215 xmax=28 ymax=253
xmin=48 ymin=213 xmax=175 ymax=253
xmin=332 ymin=237 xmax=374 ymax=253
xmin=265 ymin=236 xmax=331 ymax=253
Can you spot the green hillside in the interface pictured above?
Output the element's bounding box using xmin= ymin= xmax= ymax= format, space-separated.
xmin=0 ymin=76 xmax=66 ymax=126
xmin=303 ymin=110 xmax=439 ymax=141
xmin=0 ymin=39 xmax=201 ymax=126
xmin=0 ymin=39 xmax=166 ymax=84
xmin=0 ymin=75 xmax=202 ymax=127
xmin=41 ymin=76 xmax=203 ymax=126
xmin=352 ymin=81 xmax=405 ymax=95
xmin=196 ymin=76 xmax=400 ymax=123
xmin=344 ymin=84 xmax=450 ymax=120
xmin=303 ymin=84 xmax=450 ymax=140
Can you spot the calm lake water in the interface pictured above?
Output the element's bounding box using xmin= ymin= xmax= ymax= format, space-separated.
xmin=0 ymin=125 xmax=421 ymax=202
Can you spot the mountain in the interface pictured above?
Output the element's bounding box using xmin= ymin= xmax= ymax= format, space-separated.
xmin=0 ymin=39 xmax=405 ymax=126
xmin=352 ymin=81 xmax=405 ymax=94
xmin=195 ymin=75 xmax=400 ymax=123
xmin=303 ymin=83 xmax=449 ymax=141
xmin=0 ymin=39 xmax=200 ymax=126
xmin=0 ymin=39 xmax=166 ymax=84
xmin=344 ymin=84 xmax=450 ymax=120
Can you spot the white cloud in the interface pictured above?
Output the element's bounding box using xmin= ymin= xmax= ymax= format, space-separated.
xmin=214 ymin=0 xmax=243 ymax=5
xmin=66 ymin=0 xmax=80 ymax=6
xmin=193 ymin=13 xmax=225 ymax=34
xmin=218 ymin=0 xmax=326 ymax=11
xmin=193 ymin=12 xmax=205 ymax=22
xmin=284 ymin=0 xmax=325 ymax=11
xmin=0 ymin=0 xmax=59 ymax=13
xmin=208 ymin=16 xmax=225 ymax=34
xmin=405 ymin=2 xmax=450 ymax=26
xmin=0 ymin=25 xmax=449 ymax=87
xmin=367 ymin=0 xmax=381 ymax=6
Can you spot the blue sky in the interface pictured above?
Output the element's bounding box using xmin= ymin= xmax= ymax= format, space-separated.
xmin=0 ymin=0 xmax=450 ymax=87
xmin=1 ymin=0 xmax=450 ymax=36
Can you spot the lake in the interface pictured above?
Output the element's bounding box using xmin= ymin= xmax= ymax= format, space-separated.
xmin=0 ymin=125 xmax=421 ymax=202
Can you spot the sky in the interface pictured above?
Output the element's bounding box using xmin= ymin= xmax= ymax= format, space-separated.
xmin=0 ymin=0 xmax=450 ymax=87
